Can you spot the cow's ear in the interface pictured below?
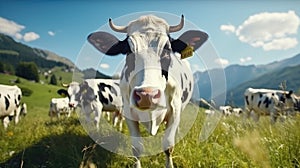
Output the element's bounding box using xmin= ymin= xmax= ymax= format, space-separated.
xmin=179 ymin=30 xmax=208 ymax=50
xmin=57 ymin=89 xmax=68 ymax=97
xmin=87 ymin=31 xmax=129 ymax=55
xmin=172 ymin=30 xmax=208 ymax=53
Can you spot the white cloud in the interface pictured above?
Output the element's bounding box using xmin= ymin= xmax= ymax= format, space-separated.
xmin=235 ymin=10 xmax=300 ymax=51
xmin=23 ymin=32 xmax=40 ymax=42
xmin=262 ymin=37 xmax=298 ymax=51
xmin=48 ymin=31 xmax=55 ymax=36
xmin=100 ymin=63 xmax=110 ymax=69
xmin=220 ymin=24 xmax=235 ymax=34
xmin=0 ymin=17 xmax=40 ymax=42
xmin=221 ymin=11 xmax=300 ymax=51
xmin=0 ymin=17 xmax=25 ymax=38
xmin=240 ymin=56 xmax=252 ymax=63
xmin=214 ymin=58 xmax=229 ymax=66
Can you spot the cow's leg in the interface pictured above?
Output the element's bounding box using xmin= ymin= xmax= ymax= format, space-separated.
xmin=118 ymin=113 xmax=124 ymax=132
xmin=3 ymin=116 xmax=10 ymax=129
xmin=92 ymin=102 xmax=103 ymax=130
xmin=270 ymin=110 xmax=278 ymax=124
xmin=14 ymin=108 xmax=20 ymax=124
xmin=126 ymin=119 xmax=142 ymax=168
xmin=67 ymin=108 xmax=71 ymax=118
xmin=57 ymin=111 xmax=61 ymax=120
xmin=163 ymin=105 xmax=181 ymax=168
xmin=252 ymin=111 xmax=260 ymax=122
xmin=113 ymin=111 xmax=118 ymax=127
xmin=82 ymin=104 xmax=92 ymax=124
xmin=244 ymin=108 xmax=251 ymax=119
xmin=163 ymin=116 xmax=179 ymax=168
xmin=105 ymin=111 xmax=110 ymax=121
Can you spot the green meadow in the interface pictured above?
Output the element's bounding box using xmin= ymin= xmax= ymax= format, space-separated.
xmin=0 ymin=73 xmax=300 ymax=168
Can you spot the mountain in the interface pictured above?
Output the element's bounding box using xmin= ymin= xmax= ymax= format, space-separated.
xmin=193 ymin=53 xmax=300 ymax=106
xmin=0 ymin=33 xmax=73 ymax=69
xmin=33 ymin=49 xmax=75 ymax=68
xmin=193 ymin=64 xmax=266 ymax=101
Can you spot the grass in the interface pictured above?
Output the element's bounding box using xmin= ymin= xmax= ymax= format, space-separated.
xmin=1 ymin=73 xmax=300 ymax=167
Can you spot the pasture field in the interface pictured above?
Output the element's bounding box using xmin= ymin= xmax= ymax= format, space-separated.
xmin=1 ymin=74 xmax=300 ymax=168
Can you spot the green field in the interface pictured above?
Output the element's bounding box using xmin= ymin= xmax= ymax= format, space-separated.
xmin=0 ymin=73 xmax=300 ymax=168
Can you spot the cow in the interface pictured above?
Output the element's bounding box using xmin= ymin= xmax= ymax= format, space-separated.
xmin=58 ymin=79 xmax=123 ymax=130
xmin=219 ymin=105 xmax=233 ymax=116
xmin=88 ymin=14 xmax=208 ymax=168
xmin=204 ymin=109 xmax=215 ymax=115
xmin=232 ymin=107 xmax=243 ymax=117
xmin=0 ymin=84 xmax=23 ymax=129
xmin=49 ymin=97 xmax=72 ymax=120
xmin=244 ymin=87 xmax=296 ymax=123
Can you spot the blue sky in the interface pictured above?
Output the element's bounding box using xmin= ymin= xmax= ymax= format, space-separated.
xmin=1 ymin=0 xmax=300 ymax=75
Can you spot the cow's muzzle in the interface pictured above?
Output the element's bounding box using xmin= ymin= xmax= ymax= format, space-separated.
xmin=133 ymin=87 xmax=161 ymax=110
xmin=69 ymin=102 xmax=76 ymax=108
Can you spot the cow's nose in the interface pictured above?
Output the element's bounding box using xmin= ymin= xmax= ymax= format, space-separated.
xmin=69 ymin=103 xmax=75 ymax=108
xmin=133 ymin=88 xmax=161 ymax=109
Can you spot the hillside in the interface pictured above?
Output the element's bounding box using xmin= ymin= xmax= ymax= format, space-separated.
xmin=0 ymin=33 xmax=72 ymax=69
xmin=33 ymin=49 xmax=75 ymax=68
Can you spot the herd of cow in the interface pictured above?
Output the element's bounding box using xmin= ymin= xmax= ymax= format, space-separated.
xmin=1 ymin=14 xmax=300 ymax=168
xmin=205 ymin=88 xmax=300 ymax=123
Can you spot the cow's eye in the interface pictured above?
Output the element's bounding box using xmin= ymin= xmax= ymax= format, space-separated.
xmin=164 ymin=43 xmax=171 ymax=51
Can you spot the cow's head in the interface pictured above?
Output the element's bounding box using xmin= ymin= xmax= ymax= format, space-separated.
xmin=88 ymin=15 xmax=208 ymax=110
xmin=58 ymin=82 xmax=80 ymax=108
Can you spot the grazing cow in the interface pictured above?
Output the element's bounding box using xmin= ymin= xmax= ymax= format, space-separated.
xmin=58 ymin=79 xmax=123 ymax=130
xmin=244 ymin=88 xmax=296 ymax=123
xmin=0 ymin=84 xmax=22 ymax=129
xmin=232 ymin=107 xmax=243 ymax=117
xmin=219 ymin=105 xmax=233 ymax=116
xmin=49 ymin=97 xmax=72 ymax=120
xmin=88 ymin=14 xmax=208 ymax=167
xmin=204 ymin=109 xmax=215 ymax=115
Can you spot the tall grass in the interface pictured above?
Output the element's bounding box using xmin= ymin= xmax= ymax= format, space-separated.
xmin=1 ymin=74 xmax=300 ymax=167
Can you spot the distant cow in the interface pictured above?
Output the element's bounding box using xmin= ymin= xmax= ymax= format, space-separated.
xmin=59 ymin=79 xmax=123 ymax=130
xmin=204 ymin=109 xmax=215 ymax=115
xmin=232 ymin=107 xmax=243 ymax=117
xmin=88 ymin=14 xmax=208 ymax=167
xmin=244 ymin=88 xmax=296 ymax=123
xmin=219 ymin=106 xmax=233 ymax=116
xmin=49 ymin=97 xmax=72 ymax=120
xmin=0 ymin=84 xmax=23 ymax=129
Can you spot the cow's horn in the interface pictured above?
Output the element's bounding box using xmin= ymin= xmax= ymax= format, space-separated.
xmin=109 ymin=18 xmax=127 ymax=33
xmin=169 ymin=15 xmax=184 ymax=33
xmin=61 ymin=83 xmax=69 ymax=88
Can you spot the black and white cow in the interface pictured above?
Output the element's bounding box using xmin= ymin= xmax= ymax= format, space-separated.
xmin=0 ymin=84 xmax=23 ymax=129
xmin=88 ymin=14 xmax=208 ymax=168
xmin=59 ymin=79 xmax=123 ymax=130
xmin=232 ymin=107 xmax=243 ymax=117
xmin=219 ymin=105 xmax=233 ymax=116
xmin=49 ymin=97 xmax=72 ymax=120
xmin=244 ymin=87 xmax=296 ymax=123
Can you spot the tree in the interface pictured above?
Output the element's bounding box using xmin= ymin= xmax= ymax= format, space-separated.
xmin=16 ymin=62 xmax=39 ymax=82
xmin=0 ymin=62 xmax=4 ymax=73
xmin=50 ymin=74 xmax=57 ymax=85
